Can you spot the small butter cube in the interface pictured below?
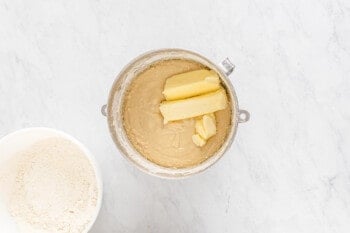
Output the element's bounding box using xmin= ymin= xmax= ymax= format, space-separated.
xmin=159 ymin=88 xmax=228 ymax=123
xmin=195 ymin=114 xmax=217 ymax=140
xmin=202 ymin=114 xmax=216 ymax=138
xmin=195 ymin=119 xmax=206 ymax=139
xmin=163 ymin=69 xmax=221 ymax=100
xmin=192 ymin=134 xmax=206 ymax=147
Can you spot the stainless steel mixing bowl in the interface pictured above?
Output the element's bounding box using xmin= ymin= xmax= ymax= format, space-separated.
xmin=102 ymin=49 xmax=249 ymax=178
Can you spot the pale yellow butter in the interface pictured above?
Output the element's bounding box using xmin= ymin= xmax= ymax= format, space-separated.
xmin=195 ymin=114 xmax=216 ymax=140
xmin=195 ymin=119 xmax=206 ymax=139
xmin=203 ymin=114 xmax=216 ymax=138
xmin=159 ymin=88 xmax=228 ymax=123
xmin=162 ymin=69 xmax=221 ymax=101
xmin=192 ymin=134 xmax=206 ymax=147
xmin=207 ymin=113 xmax=216 ymax=120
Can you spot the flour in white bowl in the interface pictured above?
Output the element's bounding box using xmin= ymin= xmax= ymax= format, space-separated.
xmin=0 ymin=137 xmax=99 ymax=233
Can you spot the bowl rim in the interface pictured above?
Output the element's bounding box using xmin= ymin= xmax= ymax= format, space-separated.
xmin=0 ymin=127 xmax=103 ymax=232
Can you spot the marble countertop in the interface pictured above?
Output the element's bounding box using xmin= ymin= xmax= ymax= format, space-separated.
xmin=1 ymin=0 xmax=350 ymax=232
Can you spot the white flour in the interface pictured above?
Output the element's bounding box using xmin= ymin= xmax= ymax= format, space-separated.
xmin=0 ymin=137 xmax=98 ymax=233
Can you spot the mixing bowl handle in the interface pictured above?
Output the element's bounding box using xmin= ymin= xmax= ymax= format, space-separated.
xmin=101 ymin=104 xmax=107 ymax=117
xmin=219 ymin=58 xmax=250 ymax=123
xmin=220 ymin=58 xmax=235 ymax=76
xmin=238 ymin=109 xmax=250 ymax=123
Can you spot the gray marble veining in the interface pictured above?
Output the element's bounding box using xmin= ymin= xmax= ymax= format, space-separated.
xmin=0 ymin=0 xmax=349 ymax=232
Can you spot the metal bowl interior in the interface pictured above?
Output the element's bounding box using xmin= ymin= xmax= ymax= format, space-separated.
xmin=106 ymin=49 xmax=240 ymax=178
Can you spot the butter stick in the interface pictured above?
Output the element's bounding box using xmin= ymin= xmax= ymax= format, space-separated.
xmin=162 ymin=69 xmax=221 ymax=101
xmin=159 ymin=88 xmax=227 ymax=123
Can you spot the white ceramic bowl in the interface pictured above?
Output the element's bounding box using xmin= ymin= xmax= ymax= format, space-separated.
xmin=0 ymin=127 xmax=103 ymax=233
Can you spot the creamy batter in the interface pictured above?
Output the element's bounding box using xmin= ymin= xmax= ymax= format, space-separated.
xmin=123 ymin=59 xmax=231 ymax=168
